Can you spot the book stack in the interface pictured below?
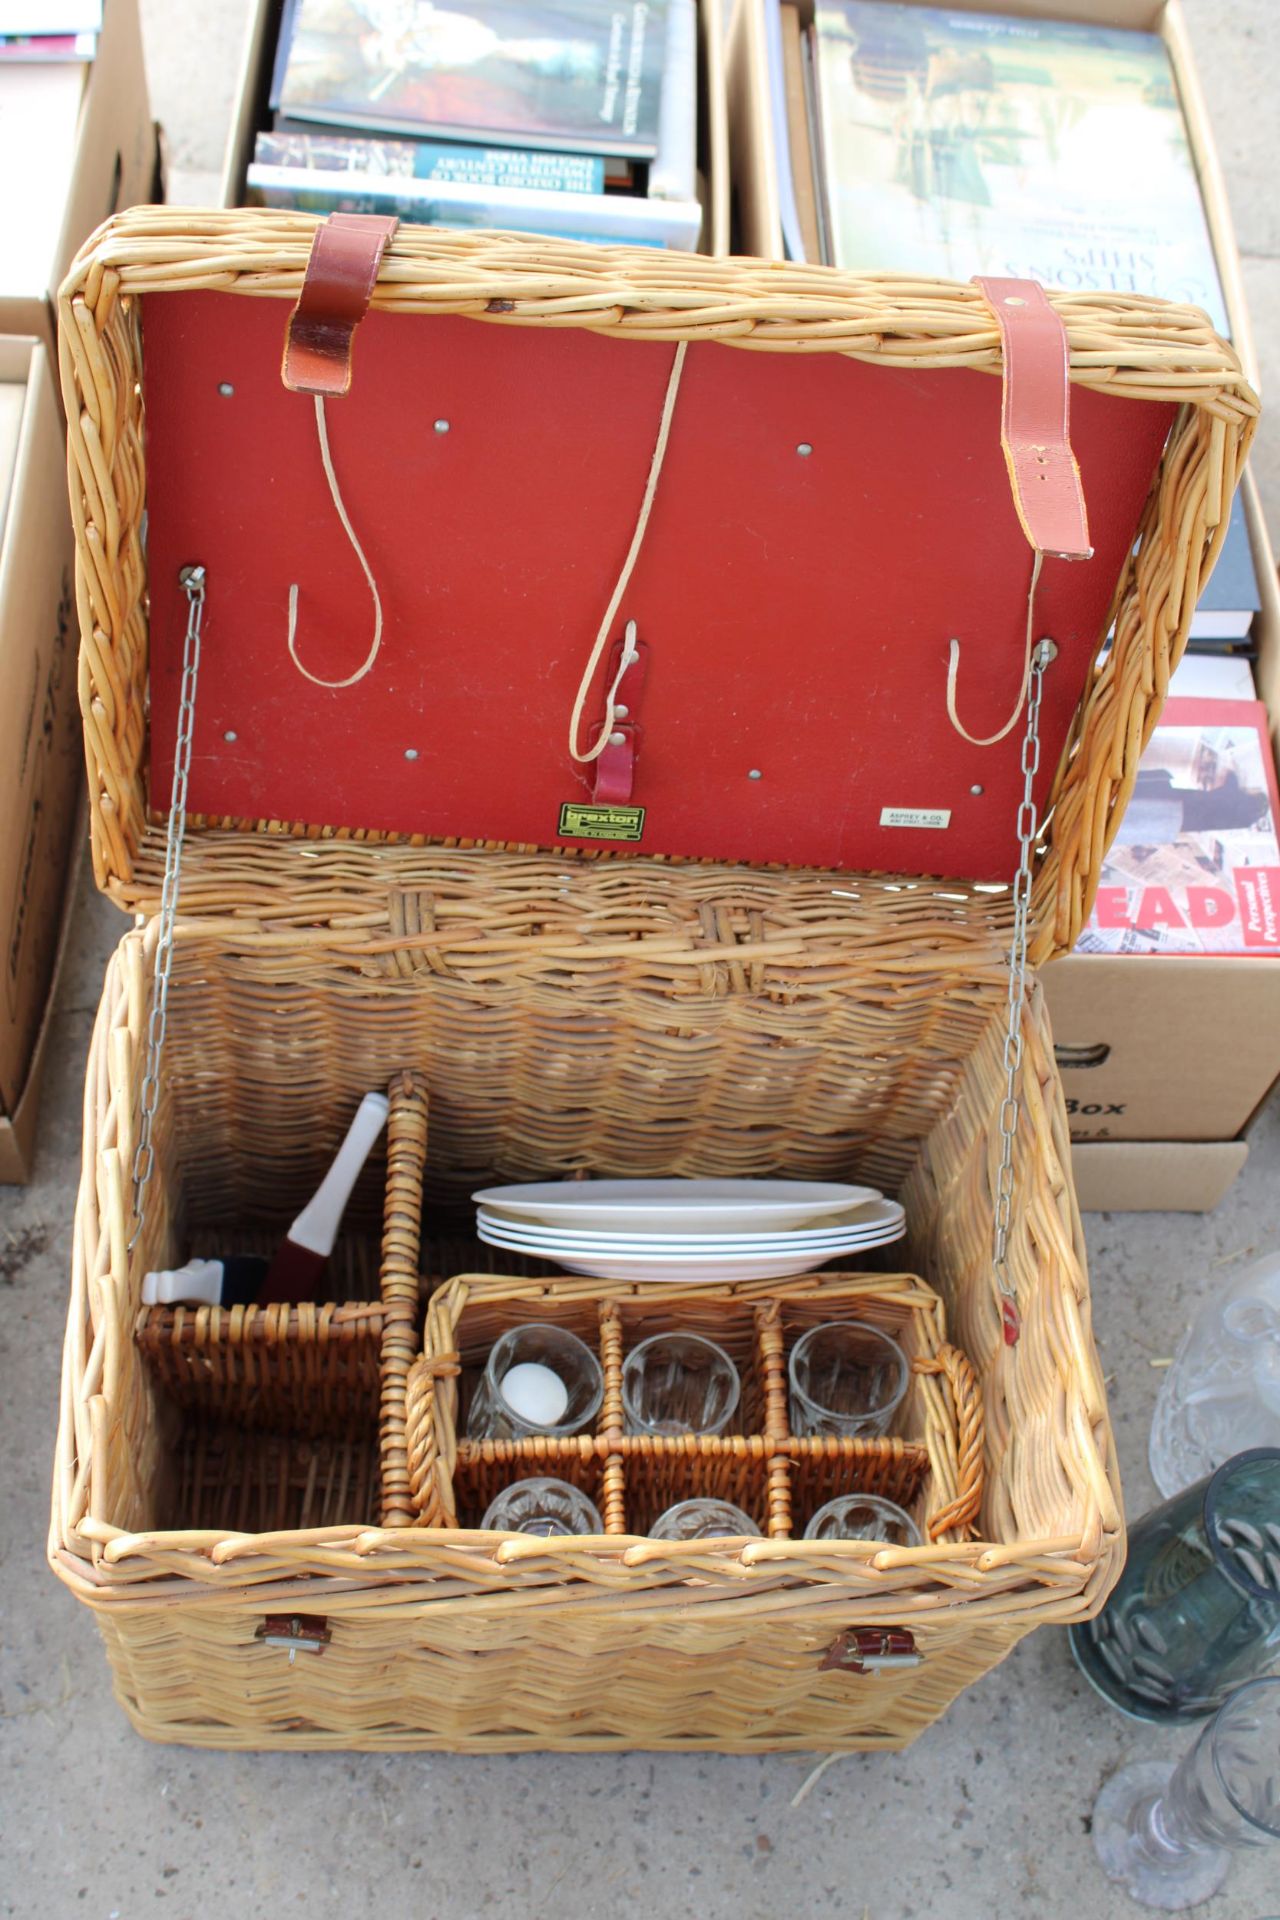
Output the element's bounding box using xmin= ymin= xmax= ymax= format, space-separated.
xmin=770 ymin=1 xmax=1229 ymax=335
xmin=1077 ymin=658 xmax=1280 ymax=959
xmin=249 ymin=0 xmax=704 ymax=251
xmin=0 ymin=0 xmax=98 ymax=61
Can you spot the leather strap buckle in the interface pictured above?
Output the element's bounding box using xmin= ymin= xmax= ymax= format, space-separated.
xmin=282 ymin=213 xmax=400 ymax=398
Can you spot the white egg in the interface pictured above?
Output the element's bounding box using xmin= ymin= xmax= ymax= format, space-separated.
xmin=499 ymin=1361 xmax=569 ymax=1426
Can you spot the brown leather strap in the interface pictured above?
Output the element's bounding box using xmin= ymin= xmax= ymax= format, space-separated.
xmin=973 ymin=276 xmax=1092 ymax=561
xmin=282 ymin=214 xmax=399 ymax=398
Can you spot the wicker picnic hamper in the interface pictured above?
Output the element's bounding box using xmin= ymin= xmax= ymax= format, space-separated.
xmin=49 ymin=208 xmax=1257 ymax=1751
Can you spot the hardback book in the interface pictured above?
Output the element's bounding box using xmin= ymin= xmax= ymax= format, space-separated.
xmin=810 ymin=1 xmax=1230 ymax=335
xmin=246 ymin=163 xmax=703 ymax=249
xmin=1166 ymin=654 xmax=1256 ymax=703
xmin=650 ymin=0 xmax=697 ymax=202
xmin=0 ymin=61 xmax=88 ymax=298
xmin=1078 ymin=699 xmax=1280 ymax=956
xmin=780 ymin=1 xmax=822 ymax=260
xmin=1188 ymin=494 xmax=1263 ymax=644
xmin=271 ymin=0 xmax=670 ymax=159
xmin=255 ymin=128 xmax=606 ymax=194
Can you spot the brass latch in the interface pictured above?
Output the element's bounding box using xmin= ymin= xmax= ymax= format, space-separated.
xmin=819 ymin=1628 xmax=921 ymax=1674
xmin=255 ymin=1614 xmax=332 ymax=1662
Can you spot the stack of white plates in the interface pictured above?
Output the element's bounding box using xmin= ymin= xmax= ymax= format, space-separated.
xmin=473 ymin=1179 xmax=906 ymax=1282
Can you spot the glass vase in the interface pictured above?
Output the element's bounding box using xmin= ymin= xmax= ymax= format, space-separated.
xmin=1070 ymin=1449 xmax=1280 ymax=1723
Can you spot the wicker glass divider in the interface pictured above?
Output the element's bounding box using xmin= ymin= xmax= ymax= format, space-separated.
xmin=406 ymin=1271 xmax=982 ymax=1543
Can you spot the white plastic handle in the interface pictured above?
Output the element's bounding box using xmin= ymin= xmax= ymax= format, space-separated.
xmin=288 ymin=1091 xmax=390 ymax=1256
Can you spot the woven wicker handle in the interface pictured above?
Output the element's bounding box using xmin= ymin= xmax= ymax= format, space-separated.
xmin=915 ymin=1343 xmax=985 ymax=1542
xmin=377 ymin=1071 xmax=429 ymax=1526
xmin=404 ymin=1349 xmax=459 ymax=1528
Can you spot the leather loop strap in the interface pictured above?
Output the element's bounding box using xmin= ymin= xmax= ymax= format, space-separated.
xmin=973 ymin=276 xmax=1092 ymax=561
xmin=282 ymin=214 xmax=399 ymax=397
xmin=590 ymin=636 xmax=647 ymax=803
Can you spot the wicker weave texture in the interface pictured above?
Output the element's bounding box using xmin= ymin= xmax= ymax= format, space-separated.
xmin=59 ymin=210 xmax=1256 ymax=960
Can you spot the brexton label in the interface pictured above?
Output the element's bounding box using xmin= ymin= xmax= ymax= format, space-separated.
xmin=879 ymin=807 xmax=952 ymax=830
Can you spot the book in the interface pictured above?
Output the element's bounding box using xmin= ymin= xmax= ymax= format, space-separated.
xmin=255 ymin=128 xmax=606 ymax=194
xmin=1167 ymin=654 xmax=1256 ymax=703
xmin=780 ymin=2 xmax=821 ymax=262
xmin=764 ymin=0 xmax=807 ymax=260
xmin=0 ymin=378 xmax=26 ymax=548
xmin=650 ymin=0 xmax=696 ymax=202
xmin=245 ymin=163 xmax=703 ymax=248
xmin=1188 ymin=495 xmax=1263 ymax=645
xmin=271 ymin=0 xmax=670 ymax=159
xmin=809 ymin=2 xmax=1230 ymax=335
xmin=1078 ymin=699 xmax=1280 ymax=955
xmin=0 ymin=31 xmax=96 ymax=59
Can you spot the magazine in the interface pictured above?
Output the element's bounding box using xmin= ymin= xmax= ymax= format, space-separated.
xmin=810 ymin=1 xmax=1229 ymax=334
xmin=1082 ymin=699 xmax=1280 ymax=956
xmin=271 ymin=0 xmax=670 ymax=159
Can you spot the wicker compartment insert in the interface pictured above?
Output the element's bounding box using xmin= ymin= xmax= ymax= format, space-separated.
xmin=408 ymin=1271 xmax=971 ymax=1542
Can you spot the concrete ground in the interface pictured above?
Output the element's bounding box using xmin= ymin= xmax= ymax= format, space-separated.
xmin=3 ymin=3 xmax=1279 ymax=1916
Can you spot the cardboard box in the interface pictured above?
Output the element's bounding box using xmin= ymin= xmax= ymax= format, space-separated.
xmin=1046 ymin=469 xmax=1280 ymax=1205
xmin=0 ymin=0 xmax=155 ymax=356
xmin=0 ymin=340 xmax=84 ymax=1183
xmin=220 ymin=0 xmax=731 ymax=257
xmin=1070 ymin=1139 xmax=1249 ymax=1212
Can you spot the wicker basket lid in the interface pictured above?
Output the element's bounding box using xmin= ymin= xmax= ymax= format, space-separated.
xmin=59 ymin=210 xmax=1256 ymax=961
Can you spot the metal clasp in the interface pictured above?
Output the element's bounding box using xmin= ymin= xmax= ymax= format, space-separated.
xmin=255 ymin=1615 xmax=332 ymax=1664
xmin=819 ymin=1627 xmax=921 ymax=1674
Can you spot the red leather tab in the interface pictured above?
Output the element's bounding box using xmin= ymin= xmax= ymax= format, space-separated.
xmin=593 ymin=725 xmax=637 ymax=803
xmin=282 ymin=214 xmax=399 ymax=397
xmin=973 ymin=277 xmax=1092 ymax=561
xmin=590 ymin=636 xmax=648 ymax=802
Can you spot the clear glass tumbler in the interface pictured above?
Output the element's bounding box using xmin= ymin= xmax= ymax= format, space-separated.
xmin=802 ymin=1493 xmax=922 ymax=1545
xmin=465 ymin=1323 xmax=604 ymax=1442
xmin=622 ymin=1333 xmax=741 ymax=1436
xmin=480 ymin=1477 xmax=603 ymax=1537
xmin=1070 ymin=1449 xmax=1280 ymax=1723
xmin=649 ymin=1499 xmax=762 ymax=1541
xmin=1092 ymin=1676 xmax=1280 ymax=1909
xmin=788 ymin=1321 xmax=908 ymax=1438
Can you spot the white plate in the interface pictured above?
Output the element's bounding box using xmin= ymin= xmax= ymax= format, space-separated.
xmin=475 ymin=1198 xmax=904 ymax=1251
xmin=471 ymin=1178 xmax=881 ymax=1235
xmin=475 ymin=1238 xmax=903 ymax=1283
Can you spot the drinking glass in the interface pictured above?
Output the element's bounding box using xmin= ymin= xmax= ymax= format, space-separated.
xmin=788 ymin=1321 xmax=908 ymax=1438
xmin=649 ymin=1499 xmax=762 ymax=1541
xmin=802 ymin=1493 xmax=922 ymax=1545
xmin=1070 ymin=1449 xmax=1280 ymax=1723
xmin=1149 ymin=1251 xmax=1280 ymax=1496
xmin=622 ymin=1333 xmax=740 ymax=1436
xmin=480 ymin=1477 xmax=603 ymax=1537
xmin=465 ymin=1323 xmax=604 ymax=1441
xmin=1092 ymin=1677 xmax=1280 ymax=1909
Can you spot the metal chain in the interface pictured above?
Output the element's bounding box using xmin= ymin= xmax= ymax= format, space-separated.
xmin=129 ymin=565 xmax=206 ymax=1249
xmin=992 ymin=635 xmax=1057 ymax=1344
